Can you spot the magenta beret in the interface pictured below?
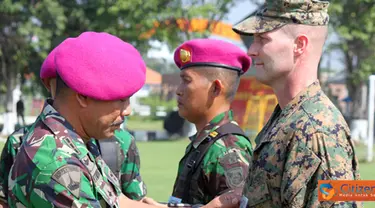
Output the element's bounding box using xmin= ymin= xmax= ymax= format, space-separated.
xmin=174 ymin=38 xmax=252 ymax=75
xmin=40 ymin=47 xmax=57 ymax=79
xmin=55 ymin=31 xmax=146 ymax=101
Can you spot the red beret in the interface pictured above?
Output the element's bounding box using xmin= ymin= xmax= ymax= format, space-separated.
xmin=174 ymin=39 xmax=251 ymax=75
xmin=55 ymin=31 xmax=146 ymax=101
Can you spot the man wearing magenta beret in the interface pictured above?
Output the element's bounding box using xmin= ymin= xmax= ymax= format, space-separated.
xmin=144 ymin=39 xmax=253 ymax=207
xmin=6 ymin=31 xmax=147 ymax=208
xmin=6 ymin=32 xmax=241 ymax=208
xmin=0 ymin=44 xmax=148 ymax=207
xmin=172 ymin=38 xmax=254 ymax=206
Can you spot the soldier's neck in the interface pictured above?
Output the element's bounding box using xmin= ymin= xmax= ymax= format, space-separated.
xmin=194 ymin=104 xmax=230 ymax=134
xmin=272 ymin=74 xmax=317 ymax=109
xmin=53 ymin=100 xmax=91 ymax=143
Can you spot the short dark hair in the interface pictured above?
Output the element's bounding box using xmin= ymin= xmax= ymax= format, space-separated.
xmin=198 ymin=67 xmax=241 ymax=101
xmin=55 ymin=74 xmax=70 ymax=97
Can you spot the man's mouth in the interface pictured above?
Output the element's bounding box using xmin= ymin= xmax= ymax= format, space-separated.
xmin=111 ymin=120 xmax=124 ymax=127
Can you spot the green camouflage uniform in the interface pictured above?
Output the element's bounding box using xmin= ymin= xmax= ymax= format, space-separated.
xmin=240 ymin=81 xmax=361 ymax=207
xmin=0 ymin=121 xmax=146 ymax=204
xmin=6 ymin=100 xmax=142 ymax=207
xmin=171 ymin=110 xmax=253 ymax=205
xmin=95 ymin=129 xmax=147 ymax=200
xmin=0 ymin=125 xmax=31 ymax=204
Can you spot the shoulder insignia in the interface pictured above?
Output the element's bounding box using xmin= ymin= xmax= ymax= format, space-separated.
xmin=221 ymin=151 xmax=240 ymax=165
xmin=63 ymin=137 xmax=81 ymax=155
xmin=225 ymin=166 xmax=245 ymax=188
xmin=52 ymin=164 xmax=81 ymax=198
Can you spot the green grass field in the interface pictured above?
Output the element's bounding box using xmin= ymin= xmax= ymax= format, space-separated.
xmin=126 ymin=118 xmax=164 ymax=131
xmin=137 ymin=139 xmax=190 ymax=202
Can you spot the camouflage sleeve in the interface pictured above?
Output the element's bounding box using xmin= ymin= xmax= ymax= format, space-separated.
xmin=120 ymin=136 xmax=147 ymax=200
xmin=281 ymin=131 xmax=361 ymax=208
xmin=203 ymin=135 xmax=251 ymax=198
xmin=0 ymin=133 xmax=22 ymax=203
xmin=8 ymin=160 xmax=103 ymax=208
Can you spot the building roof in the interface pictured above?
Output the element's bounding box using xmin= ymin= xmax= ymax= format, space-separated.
xmin=146 ymin=67 xmax=162 ymax=85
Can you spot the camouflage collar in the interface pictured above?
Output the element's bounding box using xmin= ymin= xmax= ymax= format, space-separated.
xmin=40 ymin=98 xmax=54 ymax=119
xmin=254 ymin=80 xmax=322 ymax=146
xmin=190 ymin=110 xmax=236 ymax=148
xmin=41 ymin=99 xmax=86 ymax=145
xmin=254 ymin=104 xmax=282 ymax=146
xmin=280 ymin=80 xmax=322 ymax=119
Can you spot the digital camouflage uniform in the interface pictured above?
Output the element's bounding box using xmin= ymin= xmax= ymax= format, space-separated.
xmin=0 ymin=101 xmax=146 ymax=205
xmin=8 ymin=100 xmax=122 ymax=207
xmin=232 ymin=2 xmax=361 ymax=207
xmin=241 ymin=81 xmax=361 ymax=208
xmin=232 ymin=0 xmax=330 ymax=35
xmin=171 ymin=110 xmax=253 ymax=205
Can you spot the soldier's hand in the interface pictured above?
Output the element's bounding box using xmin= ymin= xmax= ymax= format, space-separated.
xmin=203 ymin=188 xmax=241 ymax=208
xmin=119 ymin=194 xmax=168 ymax=208
xmin=141 ymin=197 xmax=168 ymax=207
xmin=0 ymin=201 xmax=8 ymax=208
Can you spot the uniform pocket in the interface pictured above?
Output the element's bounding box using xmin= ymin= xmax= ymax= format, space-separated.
xmin=244 ymin=181 xmax=272 ymax=207
xmin=281 ymin=146 xmax=321 ymax=205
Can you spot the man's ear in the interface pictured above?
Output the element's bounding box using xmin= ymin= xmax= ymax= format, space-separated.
xmin=212 ymin=79 xmax=224 ymax=97
xmin=76 ymin=93 xmax=89 ymax=108
xmin=294 ymin=34 xmax=308 ymax=57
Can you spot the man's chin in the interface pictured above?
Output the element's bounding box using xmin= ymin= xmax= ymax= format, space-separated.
xmin=177 ymin=109 xmax=187 ymax=119
xmin=97 ymin=131 xmax=115 ymax=140
xmin=178 ymin=110 xmax=198 ymax=125
xmin=255 ymin=74 xmax=272 ymax=86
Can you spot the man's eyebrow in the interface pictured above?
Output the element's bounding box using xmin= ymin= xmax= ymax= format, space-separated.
xmin=180 ymin=73 xmax=189 ymax=78
xmin=259 ymin=33 xmax=270 ymax=38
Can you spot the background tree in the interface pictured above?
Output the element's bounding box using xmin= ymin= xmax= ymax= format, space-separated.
xmin=329 ymin=0 xmax=375 ymax=124
xmin=0 ymin=0 xmax=244 ymax=114
xmin=0 ymin=0 xmax=66 ymax=111
xmin=141 ymin=0 xmax=245 ymax=50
